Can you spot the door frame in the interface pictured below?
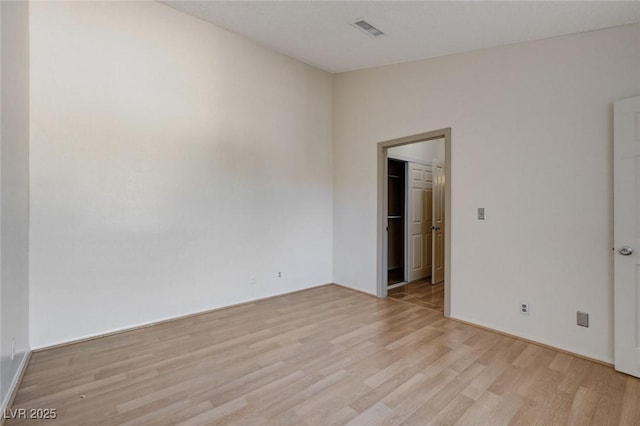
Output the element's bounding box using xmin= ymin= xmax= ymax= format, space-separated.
xmin=377 ymin=128 xmax=452 ymax=317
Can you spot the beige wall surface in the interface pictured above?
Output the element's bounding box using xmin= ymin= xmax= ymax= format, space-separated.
xmin=26 ymin=0 xmax=640 ymax=364
xmin=333 ymin=24 xmax=640 ymax=362
xmin=29 ymin=1 xmax=334 ymax=348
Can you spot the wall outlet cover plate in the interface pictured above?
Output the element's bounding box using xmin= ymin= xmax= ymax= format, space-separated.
xmin=577 ymin=311 xmax=589 ymax=327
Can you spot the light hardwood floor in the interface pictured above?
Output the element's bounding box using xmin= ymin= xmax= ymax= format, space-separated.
xmin=7 ymin=285 xmax=640 ymax=425
xmin=388 ymin=279 xmax=445 ymax=312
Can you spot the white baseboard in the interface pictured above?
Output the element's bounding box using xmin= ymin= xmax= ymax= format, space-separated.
xmin=32 ymin=283 xmax=337 ymax=352
xmin=450 ymin=314 xmax=613 ymax=366
xmin=1 ymin=351 xmax=31 ymax=418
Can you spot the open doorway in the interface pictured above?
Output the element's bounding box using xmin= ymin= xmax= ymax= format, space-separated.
xmin=377 ymin=129 xmax=451 ymax=316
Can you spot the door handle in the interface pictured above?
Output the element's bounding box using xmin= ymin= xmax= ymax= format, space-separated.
xmin=619 ymin=246 xmax=634 ymax=256
xmin=430 ymin=225 xmax=440 ymax=231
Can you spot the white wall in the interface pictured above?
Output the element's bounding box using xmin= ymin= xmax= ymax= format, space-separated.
xmin=29 ymin=1 xmax=333 ymax=348
xmin=0 ymin=0 xmax=30 ymax=407
xmin=388 ymin=139 xmax=445 ymax=164
xmin=333 ymin=24 xmax=640 ymax=363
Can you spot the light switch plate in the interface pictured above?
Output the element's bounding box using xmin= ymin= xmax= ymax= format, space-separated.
xmin=478 ymin=208 xmax=485 ymax=220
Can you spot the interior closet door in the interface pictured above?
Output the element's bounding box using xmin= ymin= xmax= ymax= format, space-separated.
xmin=408 ymin=163 xmax=432 ymax=281
xmin=432 ymin=159 xmax=445 ymax=284
xmin=614 ymin=96 xmax=640 ymax=378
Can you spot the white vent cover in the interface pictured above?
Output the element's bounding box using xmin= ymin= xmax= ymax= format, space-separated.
xmin=352 ymin=19 xmax=385 ymax=38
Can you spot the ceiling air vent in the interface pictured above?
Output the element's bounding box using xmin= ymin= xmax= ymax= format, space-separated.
xmin=352 ymin=19 xmax=385 ymax=38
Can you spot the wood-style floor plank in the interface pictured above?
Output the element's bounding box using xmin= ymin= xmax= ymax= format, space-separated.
xmin=388 ymin=280 xmax=444 ymax=312
xmin=7 ymin=284 xmax=640 ymax=425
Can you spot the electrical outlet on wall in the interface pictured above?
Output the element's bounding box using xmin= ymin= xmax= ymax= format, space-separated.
xmin=577 ymin=311 xmax=589 ymax=327
xmin=477 ymin=208 xmax=486 ymax=220
xmin=520 ymin=302 xmax=530 ymax=315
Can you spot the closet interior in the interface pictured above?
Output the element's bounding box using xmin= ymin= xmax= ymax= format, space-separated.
xmin=387 ymin=158 xmax=405 ymax=285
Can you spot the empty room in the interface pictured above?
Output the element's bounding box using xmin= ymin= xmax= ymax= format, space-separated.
xmin=2 ymin=0 xmax=640 ymax=424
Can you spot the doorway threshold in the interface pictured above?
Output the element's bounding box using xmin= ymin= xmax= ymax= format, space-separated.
xmin=386 ymin=281 xmax=408 ymax=290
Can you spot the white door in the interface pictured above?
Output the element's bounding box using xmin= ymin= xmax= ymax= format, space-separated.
xmin=614 ymin=96 xmax=640 ymax=378
xmin=425 ymin=187 xmax=433 ymax=280
xmin=408 ymin=163 xmax=432 ymax=281
xmin=432 ymin=159 xmax=445 ymax=284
